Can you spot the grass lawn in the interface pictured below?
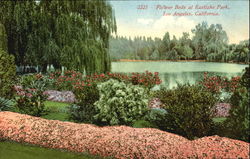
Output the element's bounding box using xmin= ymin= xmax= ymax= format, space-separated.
xmin=44 ymin=101 xmax=69 ymax=112
xmin=0 ymin=141 xmax=105 ymax=159
xmin=42 ymin=101 xmax=71 ymax=121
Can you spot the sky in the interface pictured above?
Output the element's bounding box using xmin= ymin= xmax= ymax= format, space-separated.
xmin=109 ymin=0 xmax=249 ymax=44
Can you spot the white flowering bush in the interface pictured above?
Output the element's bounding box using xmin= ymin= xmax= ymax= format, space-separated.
xmin=94 ymin=79 xmax=149 ymax=125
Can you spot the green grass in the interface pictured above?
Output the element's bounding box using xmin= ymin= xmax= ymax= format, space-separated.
xmin=42 ymin=112 xmax=70 ymax=121
xmin=0 ymin=140 xmax=105 ymax=159
xmin=44 ymin=101 xmax=69 ymax=112
xmin=213 ymin=117 xmax=227 ymax=123
xmin=41 ymin=101 xmax=71 ymax=121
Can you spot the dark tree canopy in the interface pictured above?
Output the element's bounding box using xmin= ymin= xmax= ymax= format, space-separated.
xmin=0 ymin=0 xmax=116 ymax=74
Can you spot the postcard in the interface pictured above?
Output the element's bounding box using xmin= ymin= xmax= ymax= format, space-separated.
xmin=0 ymin=0 xmax=249 ymax=158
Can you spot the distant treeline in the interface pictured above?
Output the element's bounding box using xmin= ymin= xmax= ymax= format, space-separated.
xmin=109 ymin=22 xmax=249 ymax=63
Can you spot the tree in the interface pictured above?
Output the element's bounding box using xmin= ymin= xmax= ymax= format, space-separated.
xmin=0 ymin=0 xmax=116 ymax=74
xmin=192 ymin=22 xmax=228 ymax=60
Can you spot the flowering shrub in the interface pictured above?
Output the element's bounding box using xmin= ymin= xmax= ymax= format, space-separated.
xmin=200 ymin=72 xmax=241 ymax=93
xmin=14 ymin=81 xmax=48 ymax=117
xmin=48 ymin=70 xmax=161 ymax=91
xmin=94 ymin=79 xmax=149 ymax=126
xmin=44 ymin=90 xmax=76 ymax=103
xmin=129 ymin=71 xmax=161 ymax=89
xmin=51 ymin=70 xmax=161 ymax=124
xmin=154 ymin=84 xmax=218 ymax=139
xmin=50 ymin=70 xmax=83 ymax=91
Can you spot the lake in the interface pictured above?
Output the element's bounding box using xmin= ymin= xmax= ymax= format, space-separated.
xmin=111 ymin=61 xmax=248 ymax=89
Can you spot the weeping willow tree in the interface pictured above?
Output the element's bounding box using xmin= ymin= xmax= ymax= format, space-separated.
xmin=0 ymin=0 xmax=116 ymax=74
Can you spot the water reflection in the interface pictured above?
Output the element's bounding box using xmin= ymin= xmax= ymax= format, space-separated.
xmin=161 ymin=72 xmax=242 ymax=89
xmin=111 ymin=62 xmax=247 ymax=89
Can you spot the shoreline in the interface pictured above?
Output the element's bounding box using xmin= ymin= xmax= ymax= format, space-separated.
xmin=112 ymin=59 xmax=248 ymax=65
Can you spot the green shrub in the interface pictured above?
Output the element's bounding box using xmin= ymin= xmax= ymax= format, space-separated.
xmin=15 ymin=81 xmax=48 ymax=117
xmin=94 ymin=79 xmax=149 ymax=126
xmin=154 ymin=84 xmax=218 ymax=139
xmin=226 ymin=88 xmax=249 ymax=142
xmin=69 ymin=84 xmax=100 ymax=123
xmin=0 ymin=49 xmax=16 ymax=98
xmin=18 ymin=74 xmax=36 ymax=86
xmin=0 ymin=97 xmax=14 ymax=111
xmin=240 ymin=67 xmax=250 ymax=88
xmin=223 ymin=67 xmax=250 ymax=142
xmin=144 ymin=108 xmax=168 ymax=130
xmin=18 ymin=73 xmax=55 ymax=91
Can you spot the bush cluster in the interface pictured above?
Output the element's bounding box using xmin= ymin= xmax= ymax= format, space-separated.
xmin=223 ymin=67 xmax=250 ymax=142
xmin=0 ymin=49 xmax=16 ymax=98
xmin=18 ymin=73 xmax=55 ymax=90
xmin=14 ymin=81 xmax=48 ymax=117
xmin=154 ymin=84 xmax=218 ymax=139
xmin=200 ymin=72 xmax=241 ymax=95
xmin=69 ymin=84 xmax=100 ymax=123
xmin=49 ymin=70 xmax=161 ymax=91
xmin=199 ymin=72 xmax=242 ymax=103
xmin=94 ymin=79 xmax=149 ymax=126
xmin=0 ymin=97 xmax=14 ymax=111
xmin=11 ymin=67 xmax=249 ymax=143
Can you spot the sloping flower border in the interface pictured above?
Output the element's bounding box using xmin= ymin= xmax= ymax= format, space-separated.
xmin=0 ymin=111 xmax=249 ymax=159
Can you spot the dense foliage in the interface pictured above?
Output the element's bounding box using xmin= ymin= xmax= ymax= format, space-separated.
xmin=223 ymin=67 xmax=250 ymax=142
xmin=143 ymin=108 xmax=168 ymax=130
xmin=0 ymin=0 xmax=116 ymax=74
xmin=64 ymin=70 xmax=160 ymax=124
xmin=17 ymin=73 xmax=55 ymax=91
xmin=0 ymin=49 xmax=16 ymax=98
xmin=0 ymin=23 xmax=7 ymax=52
xmin=15 ymin=81 xmax=48 ymax=117
xmin=0 ymin=97 xmax=13 ymax=111
xmin=109 ymin=22 xmax=249 ymax=63
xmin=69 ymin=84 xmax=100 ymax=123
xmin=154 ymin=84 xmax=218 ymax=139
xmin=94 ymin=79 xmax=149 ymax=126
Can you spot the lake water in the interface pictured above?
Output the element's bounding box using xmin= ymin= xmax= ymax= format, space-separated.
xmin=111 ymin=62 xmax=248 ymax=89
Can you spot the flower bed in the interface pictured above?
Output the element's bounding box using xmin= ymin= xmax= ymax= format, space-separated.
xmin=212 ymin=103 xmax=231 ymax=117
xmin=44 ymin=90 xmax=76 ymax=103
xmin=0 ymin=111 xmax=249 ymax=159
